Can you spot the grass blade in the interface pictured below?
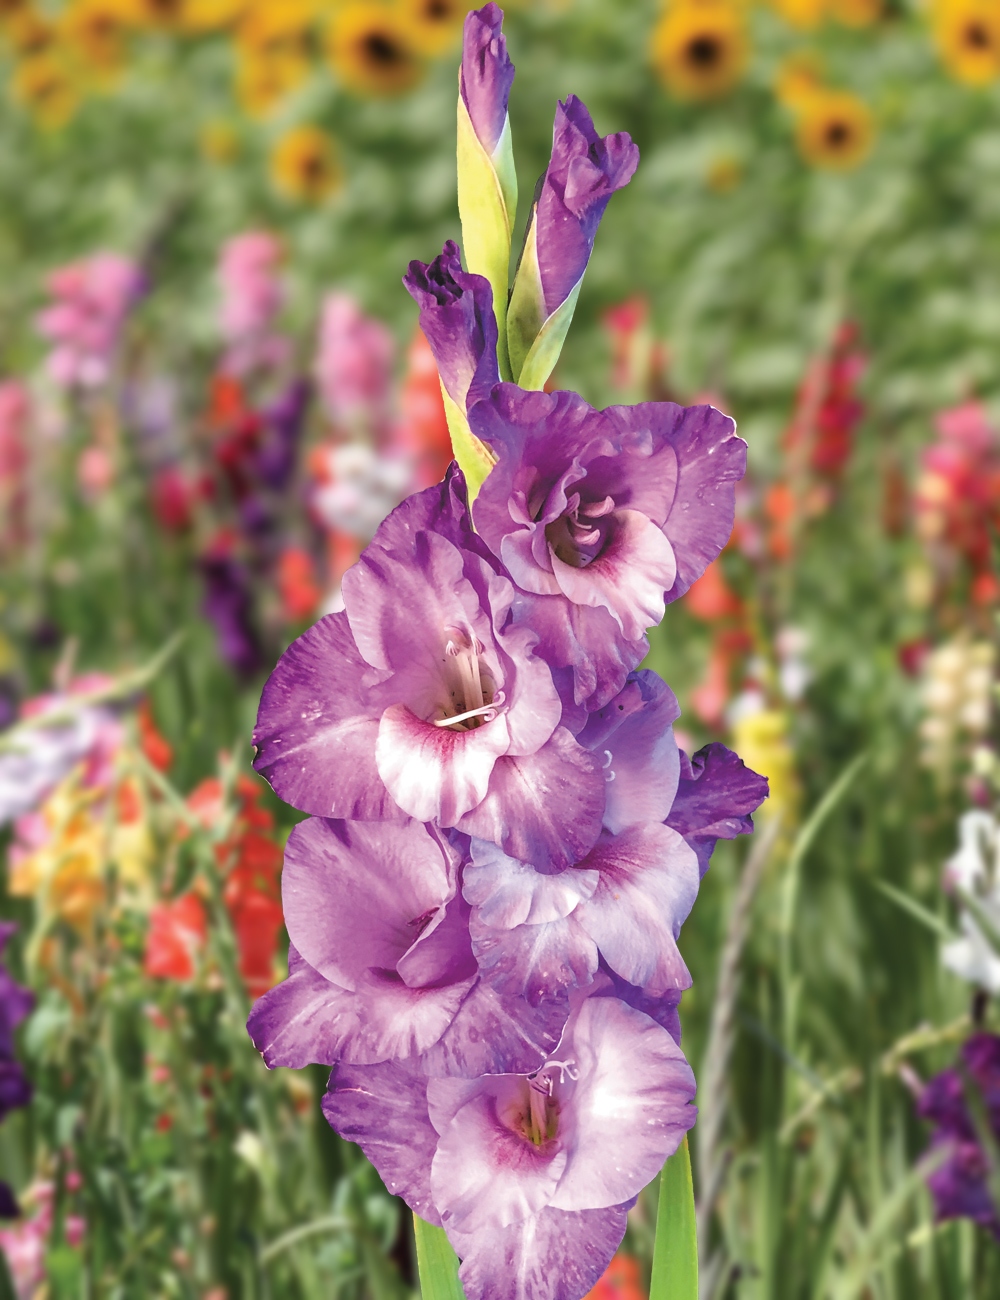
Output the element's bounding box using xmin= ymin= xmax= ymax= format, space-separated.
xmin=414 ymin=1214 xmax=466 ymax=1300
xmin=651 ymin=1135 xmax=698 ymax=1300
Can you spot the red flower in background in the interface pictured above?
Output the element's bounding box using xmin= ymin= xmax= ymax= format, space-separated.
xmin=398 ymin=329 xmax=454 ymax=489
xmin=584 ymin=1253 xmax=646 ymax=1300
xmin=685 ymin=555 xmax=753 ymax=727
xmin=784 ymin=322 xmax=866 ymax=481
xmin=145 ymin=893 xmax=207 ymax=981
xmin=277 ymin=546 xmax=321 ymax=623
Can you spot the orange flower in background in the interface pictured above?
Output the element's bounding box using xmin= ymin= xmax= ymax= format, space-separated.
xmin=277 ymin=545 xmax=321 ymax=623
xmin=271 ymin=125 xmax=342 ymax=201
xmin=686 ymin=558 xmax=744 ymax=621
xmin=138 ymin=700 xmax=174 ymax=772
xmin=764 ymin=480 xmax=795 ymax=561
xmin=327 ymin=1 xmax=423 ymax=96
xmin=584 ymin=1253 xmax=646 ymax=1300
xmin=145 ymin=893 xmax=207 ymax=980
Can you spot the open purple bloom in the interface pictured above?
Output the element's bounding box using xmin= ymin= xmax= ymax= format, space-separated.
xmin=403 ymin=242 xmax=499 ymax=415
xmin=471 ymin=387 xmax=746 ymax=707
xmin=247 ymin=817 xmax=565 ymax=1077
xmin=461 ymin=4 xmax=515 ymax=157
xmin=918 ymin=1032 xmax=1000 ymax=1237
xmin=666 ymin=743 xmax=770 ymax=878
xmin=0 ymin=923 xmax=32 ymax=1128
xmin=323 ymin=984 xmax=696 ymax=1300
xmin=253 ymin=467 xmax=606 ymax=869
xmin=531 ymin=97 xmax=639 ymax=320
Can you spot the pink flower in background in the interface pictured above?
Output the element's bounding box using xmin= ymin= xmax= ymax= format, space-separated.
xmin=218 ymin=232 xmax=290 ymax=378
xmin=314 ymin=293 xmax=394 ymax=433
xmin=37 ymin=254 xmax=144 ymax=389
xmin=0 ymin=382 xmax=28 ymax=550
xmin=0 ymin=1182 xmax=85 ymax=1300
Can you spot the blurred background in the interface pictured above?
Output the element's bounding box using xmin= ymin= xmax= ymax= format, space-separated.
xmin=1 ymin=0 xmax=1000 ymax=1296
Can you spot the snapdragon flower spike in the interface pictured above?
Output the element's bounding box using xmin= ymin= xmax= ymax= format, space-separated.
xmin=507 ymin=97 xmax=638 ymax=390
xmin=403 ymin=242 xmax=499 ymax=497
xmin=322 ymin=984 xmax=696 ymax=1300
xmin=252 ymin=467 xmax=606 ymax=869
xmin=458 ymin=4 xmax=517 ymax=380
xmin=471 ymin=387 xmax=747 ymax=709
xmin=247 ymin=817 xmax=565 ymax=1077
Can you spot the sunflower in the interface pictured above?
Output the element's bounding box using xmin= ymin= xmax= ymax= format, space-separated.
xmin=768 ymin=0 xmax=826 ymax=30
xmin=396 ymin=0 xmax=466 ymax=56
xmin=182 ymin=0 xmax=249 ymax=30
xmin=238 ymin=0 xmax=316 ymax=60
xmin=651 ymin=0 xmax=749 ymax=102
xmin=828 ymin=0 xmax=881 ymax=26
xmin=3 ymin=9 xmax=58 ymax=57
xmin=933 ymin=0 xmax=1000 ymax=85
xmin=327 ymin=1 xmax=423 ymax=96
xmin=236 ymin=48 xmax=311 ymax=115
xmin=271 ymin=124 xmax=342 ymax=201
xmin=62 ymin=0 xmax=130 ymax=79
xmin=121 ymin=0 xmax=189 ymax=27
xmin=795 ymin=88 xmax=874 ymax=169
xmin=12 ymin=53 xmax=80 ymax=128
xmin=774 ymin=49 xmax=824 ymax=108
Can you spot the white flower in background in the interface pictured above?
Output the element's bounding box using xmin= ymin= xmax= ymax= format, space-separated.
xmin=776 ymin=625 xmax=812 ymax=702
xmin=918 ymin=637 xmax=995 ymax=774
xmin=941 ymin=810 xmax=1000 ymax=993
xmin=312 ymin=443 xmax=413 ymax=542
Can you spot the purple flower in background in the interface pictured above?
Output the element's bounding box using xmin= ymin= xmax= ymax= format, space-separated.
xmin=323 ymin=984 xmax=696 ymax=1300
xmin=532 ymin=97 xmax=639 ymax=320
xmin=247 ymin=817 xmax=566 ymax=1077
xmin=199 ymin=550 xmax=265 ymax=679
xmin=471 ymin=387 xmax=747 ymax=707
xmin=404 ymin=242 xmax=499 ymax=415
xmin=918 ymin=1032 xmax=1000 ymax=1237
xmin=253 ymin=468 xmax=606 ymax=868
xmin=461 ymin=3 xmax=515 ymax=156
xmin=1 ymin=923 xmax=32 ymax=1219
xmin=666 ymin=743 xmax=770 ymax=878
xmin=252 ymin=378 xmax=311 ymax=492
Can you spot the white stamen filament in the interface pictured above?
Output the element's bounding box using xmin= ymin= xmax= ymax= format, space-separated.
xmin=433 ymin=703 xmax=497 ymax=728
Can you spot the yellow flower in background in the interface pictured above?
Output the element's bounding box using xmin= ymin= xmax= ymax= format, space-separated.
xmin=706 ymin=153 xmax=742 ymax=191
xmin=397 ymin=0 xmax=466 ymax=56
xmin=795 ymin=88 xmax=874 ymax=169
xmin=651 ymin=0 xmax=749 ymax=102
xmin=237 ymin=48 xmax=312 ymax=115
xmin=774 ymin=49 xmax=825 ymax=108
xmin=200 ymin=118 xmax=240 ymax=161
xmin=120 ymin=0 xmax=190 ymax=28
xmin=327 ymin=1 xmax=424 ymax=96
xmin=828 ymin=0 xmax=881 ymax=27
xmin=238 ymin=0 xmax=315 ymax=60
xmin=934 ymin=0 xmax=1000 ymax=85
xmin=2 ymin=9 xmax=58 ymax=58
xmin=730 ymin=707 xmax=801 ymax=829
xmin=12 ymin=54 xmax=80 ymax=128
xmin=9 ymin=778 xmax=107 ymax=932
xmin=183 ymin=0 xmax=249 ymax=30
xmin=768 ymin=0 xmax=826 ymax=31
xmin=271 ymin=124 xmax=342 ymax=201
xmin=62 ymin=0 xmax=130 ymax=82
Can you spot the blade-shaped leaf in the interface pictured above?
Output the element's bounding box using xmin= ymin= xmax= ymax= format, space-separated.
xmin=414 ymin=1214 xmax=466 ymax=1300
xmin=650 ymin=1135 xmax=698 ymax=1300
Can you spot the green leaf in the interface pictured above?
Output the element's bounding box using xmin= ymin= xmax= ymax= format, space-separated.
xmin=506 ymin=209 xmax=583 ymax=391
xmin=457 ymin=94 xmax=513 ymax=382
xmin=414 ymin=1213 xmax=466 ymax=1300
xmin=439 ymin=379 xmax=496 ymax=505
xmin=650 ymin=1135 xmax=698 ymax=1300
xmin=0 ymin=1247 xmax=16 ymax=1300
xmin=872 ymin=879 xmax=958 ymax=941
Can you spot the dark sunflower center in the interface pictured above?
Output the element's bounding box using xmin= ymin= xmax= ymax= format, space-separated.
xmin=687 ymin=35 xmax=722 ymax=68
xmin=424 ymin=0 xmax=451 ymax=19
xmin=964 ymin=20 xmax=993 ymax=50
xmin=825 ymin=120 xmax=851 ymax=149
xmin=364 ymin=31 xmax=404 ymax=66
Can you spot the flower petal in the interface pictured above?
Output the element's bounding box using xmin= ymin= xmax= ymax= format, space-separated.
xmin=666 ymin=743 xmax=769 ymax=877
xmin=464 ymin=838 xmax=599 ymax=928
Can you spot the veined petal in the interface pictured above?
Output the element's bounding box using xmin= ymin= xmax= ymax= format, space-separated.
xmin=464 ymin=839 xmax=599 ymax=928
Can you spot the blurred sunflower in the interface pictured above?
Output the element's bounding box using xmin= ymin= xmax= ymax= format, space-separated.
xmin=62 ymin=0 xmax=130 ymax=83
xmin=183 ymin=0 xmax=249 ymax=30
xmin=3 ymin=9 xmax=58 ymax=58
xmin=397 ymin=0 xmax=466 ymax=55
xmin=271 ymin=124 xmax=342 ymax=201
xmin=768 ymin=0 xmax=826 ymax=32
xmin=235 ymin=1 xmax=315 ymax=114
xmin=651 ymin=0 xmax=749 ymax=102
xmin=828 ymin=0 xmax=881 ymax=26
xmin=774 ymin=49 xmax=824 ymax=109
xmin=237 ymin=50 xmax=311 ymax=115
xmin=795 ymin=87 xmax=874 ymax=169
xmin=933 ymin=0 xmax=1000 ymax=85
xmin=11 ymin=53 xmax=80 ymax=128
xmin=327 ymin=1 xmax=423 ymax=96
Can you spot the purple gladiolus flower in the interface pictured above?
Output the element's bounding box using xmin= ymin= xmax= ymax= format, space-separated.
xmin=199 ymin=552 xmax=265 ymax=679
xmin=403 ymin=242 xmax=500 ymax=415
xmin=322 ymin=983 xmax=696 ymax=1300
xmin=247 ymin=817 xmax=566 ymax=1077
xmin=470 ymin=386 xmax=747 ymax=708
xmin=1 ymin=921 xmax=32 ymax=1225
xmin=918 ymin=1032 xmax=1000 ymax=1237
xmin=532 ymin=98 xmax=638 ymax=320
xmin=253 ymin=467 xmax=606 ymax=868
xmin=461 ymin=4 xmax=515 ymax=156
xmin=666 ymin=743 xmax=770 ymax=878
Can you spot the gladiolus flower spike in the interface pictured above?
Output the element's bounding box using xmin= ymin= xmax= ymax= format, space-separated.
xmin=249 ymin=10 xmax=766 ymax=1300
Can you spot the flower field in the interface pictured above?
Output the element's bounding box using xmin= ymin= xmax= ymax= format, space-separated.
xmin=1 ymin=1 xmax=1000 ymax=1298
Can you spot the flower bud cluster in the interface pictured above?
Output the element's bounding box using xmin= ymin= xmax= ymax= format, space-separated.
xmin=246 ymin=10 xmax=767 ymax=1299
